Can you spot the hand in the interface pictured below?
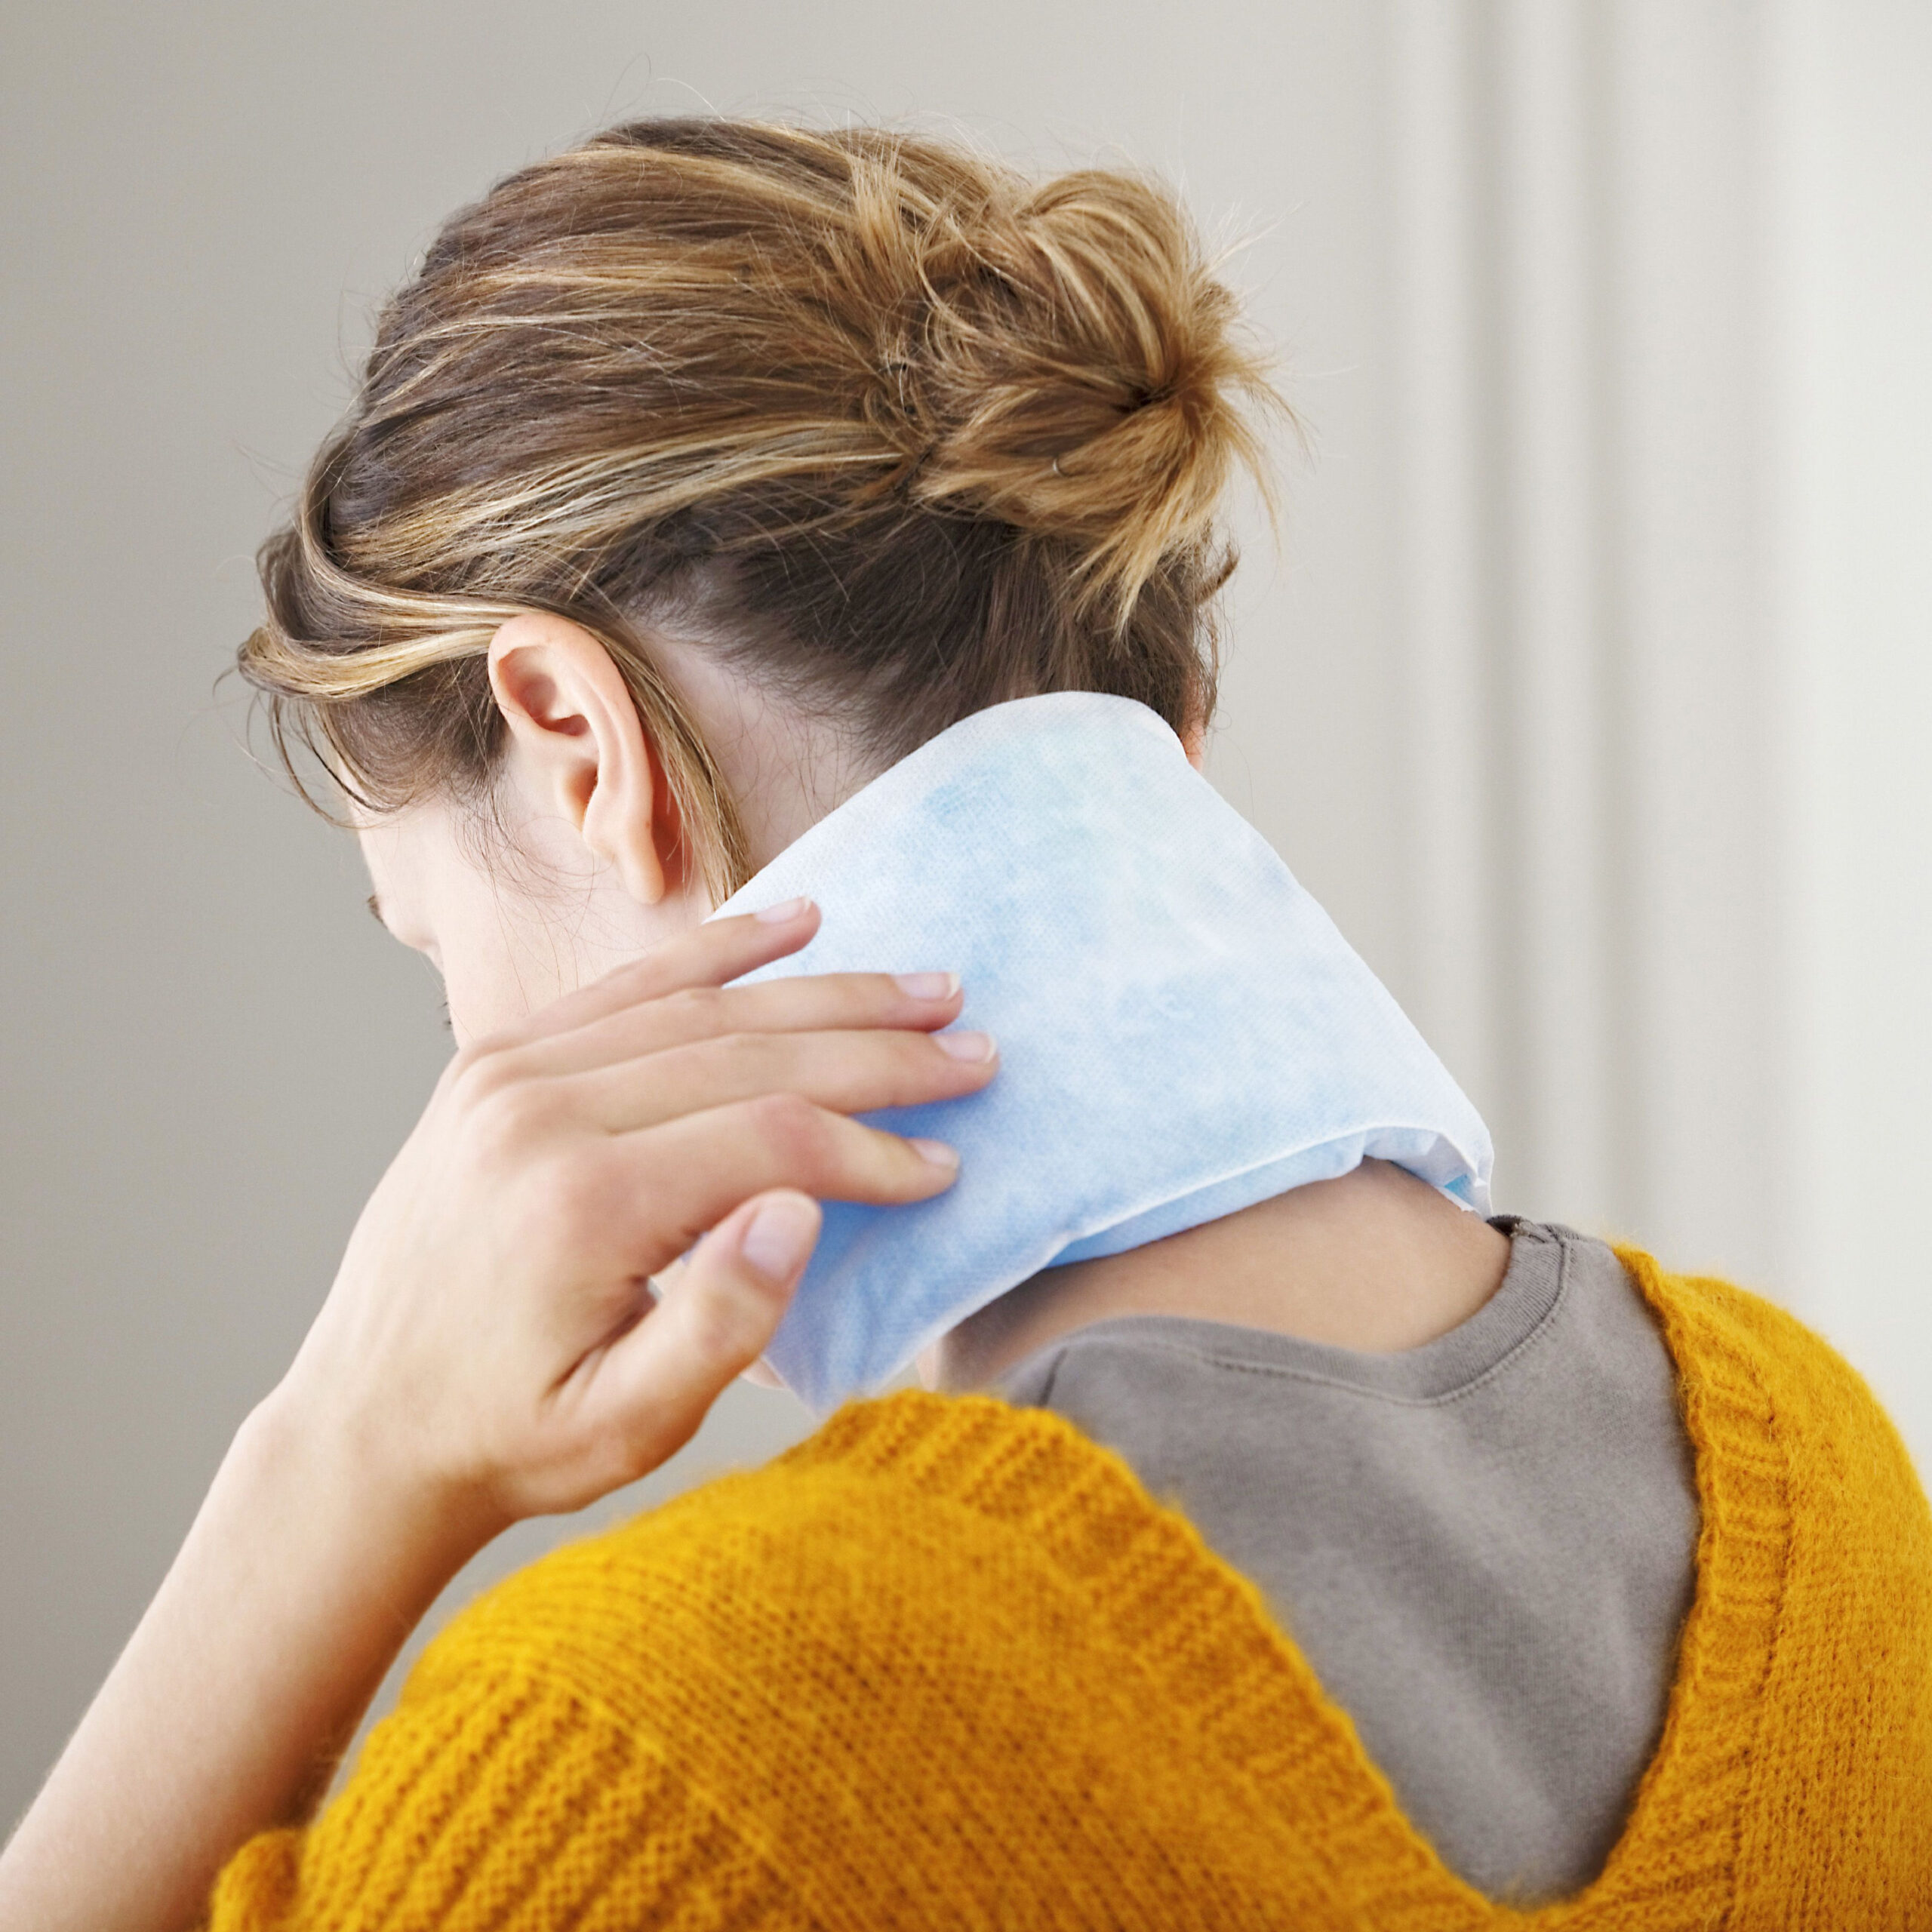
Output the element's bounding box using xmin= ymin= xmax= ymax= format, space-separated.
xmin=0 ymin=897 xmax=1001 ymax=1932
xmin=270 ymin=897 xmax=996 ymax=1548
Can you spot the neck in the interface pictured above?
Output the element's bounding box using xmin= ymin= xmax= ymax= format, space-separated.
xmin=648 ymin=624 xmax=881 ymax=870
xmin=928 ymin=1160 xmax=1512 ymax=1392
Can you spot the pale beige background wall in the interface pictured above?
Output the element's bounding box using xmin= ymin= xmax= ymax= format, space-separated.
xmin=4 ymin=0 xmax=1926 ymax=1827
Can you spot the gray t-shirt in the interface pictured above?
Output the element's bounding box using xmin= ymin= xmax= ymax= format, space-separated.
xmin=993 ymin=1219 xmax=1700 ymax=1905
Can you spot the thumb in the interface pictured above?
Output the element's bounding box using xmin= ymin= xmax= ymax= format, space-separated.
xmin=591 ymin=1190 xmax=821 ymax=1468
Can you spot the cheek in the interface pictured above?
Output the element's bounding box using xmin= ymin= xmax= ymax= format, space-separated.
xmin=431 ymin=896 xmax=574 ymax=1045
xmin=362 ymin=805 xmax=581 ymax=1045
xmin=402 ymin=847 xmax=561 ymax=1043
xmin=437 ymin=949 xmax=534 ymax=1047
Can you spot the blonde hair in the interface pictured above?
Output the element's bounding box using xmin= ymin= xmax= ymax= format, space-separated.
xmin=244 ymin=118 xmax=1286 ymax=902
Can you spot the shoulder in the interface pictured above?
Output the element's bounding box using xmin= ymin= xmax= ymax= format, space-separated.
xmin=377 ymin=1391 xmax=1304 ymax=1908
xmin=414 ymin=1390 xmax=1177 ymax=1728
xmin=249 ymin=1393 xmax=1380 ymax=1928
xmin=1619 ymin=1245 xmax=1932 ymax=1588
xmin=1623 ymin=1248 xmax=1921 ymax=1468
xmin=214 ymin=1397 xmax=1146 ymax=1931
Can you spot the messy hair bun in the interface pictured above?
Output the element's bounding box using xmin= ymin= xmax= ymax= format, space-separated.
xmin=851 ymin=162 xmax=1274 ymax=608
xmin=245 ymin=118 xmax=1287 ymax=899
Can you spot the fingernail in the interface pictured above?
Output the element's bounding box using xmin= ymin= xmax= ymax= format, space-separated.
xmin=740 ymin=1195 xmax=820 ymax=1280
xmin=894 ymin=971 xmax=960 ymax=1000
xmin=911 ymin=1138 xmax=960 ymax=1169
xmin=755 ymin=897 xmax=811 ymax=924
xmin=934 ymin=1029 xmax=995 ymax=1063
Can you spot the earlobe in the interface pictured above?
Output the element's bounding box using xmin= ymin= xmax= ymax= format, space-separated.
xmin=486 ymin=613 xmax=672 ymax=905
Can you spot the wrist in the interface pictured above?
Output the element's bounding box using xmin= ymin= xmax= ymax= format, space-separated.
xmin=235 ymin=1378 xmax=500 ymax=1620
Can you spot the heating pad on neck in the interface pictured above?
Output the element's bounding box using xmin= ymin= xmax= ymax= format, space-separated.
xmin=712 ymin=692 xmax=1492 ymax=1411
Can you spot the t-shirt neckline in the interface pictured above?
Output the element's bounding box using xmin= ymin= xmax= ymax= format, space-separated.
xmin=995 ymin=1216 xmax=1571 ymax=1408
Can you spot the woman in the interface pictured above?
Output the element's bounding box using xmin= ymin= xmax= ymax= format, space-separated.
xmin=2 ymin=119 xmax=1926 ymax=1930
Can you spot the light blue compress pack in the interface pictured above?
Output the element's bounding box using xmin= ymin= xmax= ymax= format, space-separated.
xmin=712 ymin=691 xmax=1493 ymax=1413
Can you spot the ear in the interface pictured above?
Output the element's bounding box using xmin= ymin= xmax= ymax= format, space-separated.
xmin=486 ymin=612 xmax=676 ymax=904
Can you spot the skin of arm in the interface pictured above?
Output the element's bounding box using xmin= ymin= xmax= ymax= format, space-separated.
xmin=0 ymin=903 xmax=996 ymax=1932
xmin=0 ymin=1389 xmax=480 ymax=1932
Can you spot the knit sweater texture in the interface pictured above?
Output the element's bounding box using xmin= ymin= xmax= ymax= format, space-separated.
xmin=208 ymin=1251 xmax=1932 ymax=1927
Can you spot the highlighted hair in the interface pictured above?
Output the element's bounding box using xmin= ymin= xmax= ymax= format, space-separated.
xmin=245 ymin=119 xmax=1287 ymax=900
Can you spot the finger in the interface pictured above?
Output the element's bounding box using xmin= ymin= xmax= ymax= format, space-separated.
xmin=581 ymin=1189 xmax=821 ymax=1472
xmin=608 ymin=1094 xmax=961 ymax=1256
xmin=564 ymin=1026 xmax=998 ymax=1134
xmin=495 ymin=900 xmax=826 ymax=1051
xmin=494 ymin=970 xmax=967 ymax=1083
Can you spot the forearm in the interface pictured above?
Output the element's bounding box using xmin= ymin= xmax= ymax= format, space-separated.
xmin=0 ymin=1393 xmax=486 ymax=1932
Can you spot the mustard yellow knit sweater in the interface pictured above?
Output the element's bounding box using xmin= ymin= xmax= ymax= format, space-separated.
xmin=210 ymin=1252 xmax=1932 ymax=1927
